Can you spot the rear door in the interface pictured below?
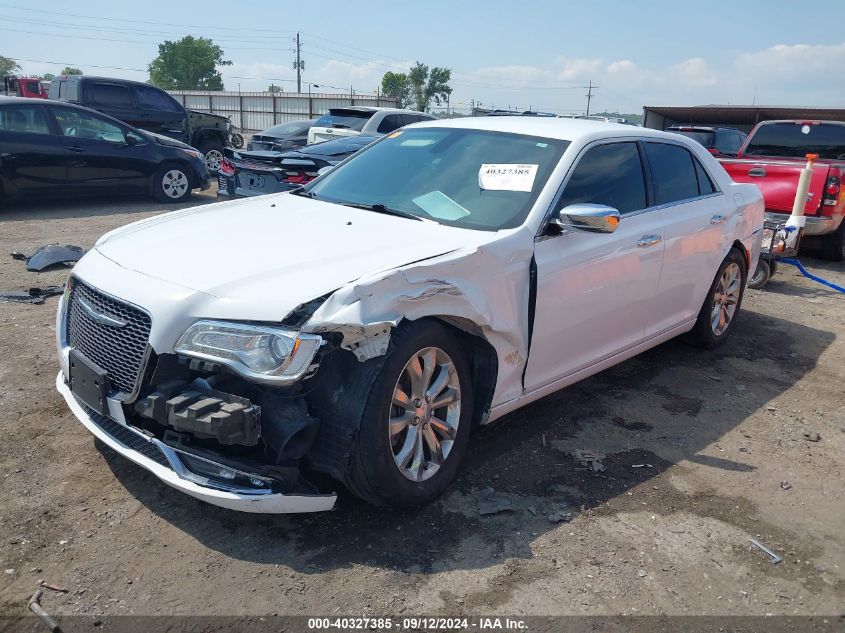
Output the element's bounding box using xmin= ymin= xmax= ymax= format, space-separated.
xmin=0 ymin=104 xmax=68 ymax=196
xmin=643 ymin=141 xmax=735 ymax=335
xmin=50 ymin=106 xmax=151 ymax=192
xmin=82 ymin=81 xmax=143 ymax=129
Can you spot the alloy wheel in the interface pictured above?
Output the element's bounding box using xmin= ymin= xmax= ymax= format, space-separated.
xmin=162 ymin=170 xmax=189 ymax=199
xmin=389 ymin=347 xmax=461 ymax=482
xmin=205 ymin=149 xmax=223 ymax=172
xmin=711 ymin=262 xmax=741 ymax=335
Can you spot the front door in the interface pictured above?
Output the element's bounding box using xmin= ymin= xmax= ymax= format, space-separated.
xmin=524 ymin=141 xmax=665 ymax=391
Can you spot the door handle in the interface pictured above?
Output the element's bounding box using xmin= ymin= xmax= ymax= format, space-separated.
xmin=637 ymin=234 xmax=662 ymax=248
xmin=66 ymin=146 xmax=85 ymax=153
xmin=748 ymin=167 xmax=766 ymax=177
xmin=710 ymin=214 xmax=728 ymax=224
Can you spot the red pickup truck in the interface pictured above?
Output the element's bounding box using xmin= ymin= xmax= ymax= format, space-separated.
xmin=720 ymin=120 xmax=845 ymax=261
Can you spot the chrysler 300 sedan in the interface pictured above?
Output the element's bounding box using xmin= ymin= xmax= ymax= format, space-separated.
xmin=56 ymin=117 xmax=764 ymax=513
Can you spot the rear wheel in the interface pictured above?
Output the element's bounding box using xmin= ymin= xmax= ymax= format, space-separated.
xmin=345 ymin=321 xmax=473 ymax=507
xmin=687 ymin=248 xmax=747 ymax=348
xmin=819 ymin=221 xmax=845 ymax=262
xmin=748 ymin=259 xmax=771 ymax=289
xmin=153 ymin=165 xmax=192 ymax=203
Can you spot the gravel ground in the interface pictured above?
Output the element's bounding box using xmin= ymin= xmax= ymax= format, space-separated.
xmin=0 ymin=190 xmax=843 ymax=621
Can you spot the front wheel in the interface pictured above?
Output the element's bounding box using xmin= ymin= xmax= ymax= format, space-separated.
xmin=198 ymin=139 xmax=225 ymax=174
xmin=345 ymin=321 xmax=474 ymax=508
xmin=687 ymin=248 xmax=747 ymax=348
xmin=153 ymin=165 xmax=192 ymax=203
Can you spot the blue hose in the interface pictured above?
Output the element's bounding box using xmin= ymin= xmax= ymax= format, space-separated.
xmin=780 ymin=258 xmax=845 ymax=294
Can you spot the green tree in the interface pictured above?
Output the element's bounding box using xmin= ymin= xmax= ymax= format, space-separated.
xmin=0 ymin=55 xmax=20 ymax=77
xmin=267 ymin=83 xmax=284 ymax=93
xmin=380 ymin=71 xmax=410 ymax=108
xmin=60 ymin=66 xmax=82 ymax=75
xmin=41 ymin=73 xmax=56 ymax=81
xmin=407 ymin=62 xmax=452 ymax=112
xmin=148 ymin=36 xmax=231 ymax=90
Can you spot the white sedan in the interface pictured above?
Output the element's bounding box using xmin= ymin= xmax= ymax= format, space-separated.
xmin=56 ymin=117 xmax=764 ymax=513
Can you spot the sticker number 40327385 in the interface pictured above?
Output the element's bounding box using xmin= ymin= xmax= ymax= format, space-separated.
xmin=478 ymin=163 xmax=538 ymax=192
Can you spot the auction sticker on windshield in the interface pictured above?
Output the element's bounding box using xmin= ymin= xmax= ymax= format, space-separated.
xmin=478 ymin=164 xmax=538 ymax=192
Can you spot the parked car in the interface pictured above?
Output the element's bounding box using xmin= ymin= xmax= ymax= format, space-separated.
xmin=0 ymin=96 xmax=209 ymax=203
xmin=55 ymin=117 xmax=763 ymax=513
xmin=667 ymin=126 xmax=746 ymax=157
xmin=307 ymin=106 xmax=434 ymax=144
xmin=247 ymin=119 xmax=315 ymax=152
xmin=218 ymin=134 xmax=377 ymax=198
xmin=48 ymin=75 xmax=230 ymax=173
xmin=720 ymin=120 xmax=845 ymax=260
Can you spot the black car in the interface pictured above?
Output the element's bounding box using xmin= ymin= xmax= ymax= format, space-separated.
xmin=48 ymin=75 xmax=230 ymax=172
xmin=667 ymin=126 xmax=747 ymax=157
xmin=218 ymin=134 xmax=377 ymax=198
xmin=0 ymin=97 xmax=209 ymax=203
xmin=247 ymin=119 xmax=315 ymax=152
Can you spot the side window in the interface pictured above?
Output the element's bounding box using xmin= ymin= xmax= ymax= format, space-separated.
xmin=135 ymin=85 xmax=181 ymax=112
xmin=557 ymin=142 xmax=646 ymax=215
xmin=88 ymin=83 xmax=132 ymax=108
xmin=376 ymin=114 xmax=404 ymax=134
xmin=0 ymin=107 xmax=51 ymax=135
xmin=53 ymin=109 xmax=126 ymax=143
xmin=714 ymin=131 xmax=732 ymax=154
xmin=643 ymin=142 xmax=700 ymax=205
xmin=693 ymin=158 xmax=716 ymax=195
xmin=731 ymin=133 xmax=744 ymax=153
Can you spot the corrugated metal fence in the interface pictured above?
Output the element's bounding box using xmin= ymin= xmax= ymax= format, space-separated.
xmin=167 ymin=90 xmax=396 ymax=132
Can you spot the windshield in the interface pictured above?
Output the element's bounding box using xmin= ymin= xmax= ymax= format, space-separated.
xmin=305 ymin=127 xmax=569 ymax=231
xmin=670 ymin=130 xmax=715 ymax=148
xmin=314 ymin=109 xmax=373 ymax=132
xmin=744 ymin=122 xmax=845 ymax=159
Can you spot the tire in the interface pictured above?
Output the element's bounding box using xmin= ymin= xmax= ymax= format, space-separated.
xmin=152 ymin=164 xmax=192 ymax=203
xmin=345 ymin=320 xmax=474 ymax=508
xmin=230 ymin=133 xmax=244 ymax=149
xmin=819 ymin=220 xmax=845 ymax=262
xmin=198 ymin=139 xmax=225 ymax=174
xmin=747 ymin=259 xmax=771 ymax=290
xmin=687 ymin=248 xmax=748 ymax=349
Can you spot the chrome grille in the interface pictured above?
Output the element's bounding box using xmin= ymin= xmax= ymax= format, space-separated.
xmin=65 ymin=277 xmax=151 ymax=397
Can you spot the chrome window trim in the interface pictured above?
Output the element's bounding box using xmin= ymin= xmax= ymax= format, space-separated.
xmin=536 ymin=137 xmax=726 ymax=238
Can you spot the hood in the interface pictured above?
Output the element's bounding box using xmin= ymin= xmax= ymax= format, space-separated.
xmin=142 ymin=130 xmax=195 ymax=150
xmin=94 ymin=194 xmax=492 ymax=321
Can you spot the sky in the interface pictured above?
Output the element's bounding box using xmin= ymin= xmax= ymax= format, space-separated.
xmin=3 ymin=0 xmax=845 ymax=115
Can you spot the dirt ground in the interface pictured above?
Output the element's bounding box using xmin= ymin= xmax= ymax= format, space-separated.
xmin=0 ymin=189 xmax=843 ymax=622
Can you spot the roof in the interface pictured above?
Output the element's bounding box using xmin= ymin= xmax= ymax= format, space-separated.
xmin=413 ymin=115 xmax=672 ymax=142
xmin=644 ymin=105 xmax=845 ymax=128
xmin=328 ymin=106 xmax=419 ymax=115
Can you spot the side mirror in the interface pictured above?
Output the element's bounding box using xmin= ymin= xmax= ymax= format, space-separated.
xmin=554 ymin=203 xmax=621 ymax=234
xmin=317 ymin=166 xmax=334 ymax=176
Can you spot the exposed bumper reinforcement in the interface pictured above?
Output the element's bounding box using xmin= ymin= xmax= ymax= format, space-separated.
xmin=56 ymin=372 xmax=336 ymax=514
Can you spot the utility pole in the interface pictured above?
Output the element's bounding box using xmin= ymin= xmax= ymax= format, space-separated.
xmin=584 ymin=80 xmax=598 ymax=116
xmin=294 ymin=32 xmax=303 ymax=93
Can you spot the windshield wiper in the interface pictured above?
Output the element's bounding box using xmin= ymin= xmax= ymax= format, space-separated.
xmin=339 ymin=202 xmax=422 ymax=221
xmin=289 ymin=186 xmax=317 ymax=199
xmin=331 ymin=123 xmax=351 ymax=129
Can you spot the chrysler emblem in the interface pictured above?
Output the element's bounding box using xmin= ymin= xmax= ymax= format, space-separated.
xmin=76 ymin=296 xmax=127 ymax=328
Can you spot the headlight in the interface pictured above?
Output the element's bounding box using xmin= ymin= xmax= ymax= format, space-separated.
xmin=174 ymin=321 xmax=322 ymax=384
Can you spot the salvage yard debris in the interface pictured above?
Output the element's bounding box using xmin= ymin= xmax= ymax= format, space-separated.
xmin=0 ymin=286 xmax=64 ymax=305
xmin=572 ymin=449 xmax=606 ymax=472
xmin=28 ymin=588 xmax=63 ymax=633
xmin=11 ymin=244 xmax=85 ymax=272
xmin=477 ymin=488 xmax=516 ymax=516
xmin=750 ymin=538 xmax=783 ymax=564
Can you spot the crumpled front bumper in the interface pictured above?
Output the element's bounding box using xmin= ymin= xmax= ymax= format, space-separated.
xmin=56 ymin=372 xmax=336 ymax=514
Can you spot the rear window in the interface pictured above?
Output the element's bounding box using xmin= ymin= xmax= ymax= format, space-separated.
xmin=264 ymin=121 xmax=312 ymax=136
xmin=314 ymin=109 xmax=373 ymax=132
xmin=744 ymin=122 xmax=845 ymax=159
xmin=669 ymin=129 xmax=715 ymax=148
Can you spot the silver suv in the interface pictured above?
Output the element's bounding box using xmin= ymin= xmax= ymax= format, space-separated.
xmin=307 ymin=106 xmax=434 ymax=144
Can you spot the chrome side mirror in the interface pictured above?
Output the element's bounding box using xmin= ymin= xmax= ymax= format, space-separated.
xmin=554 ymin=203 xmax=621 ymax=234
